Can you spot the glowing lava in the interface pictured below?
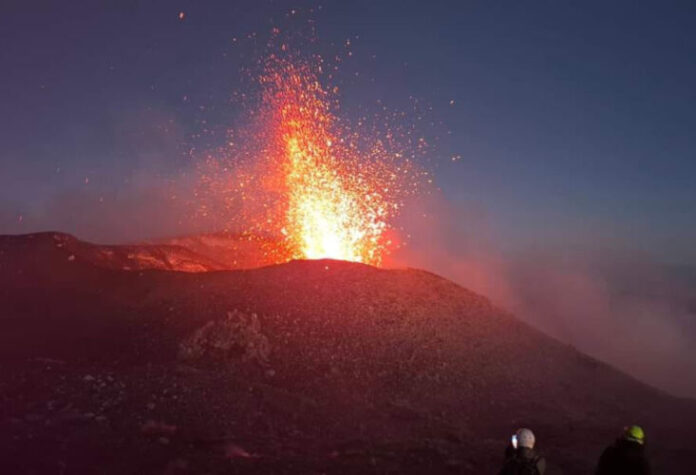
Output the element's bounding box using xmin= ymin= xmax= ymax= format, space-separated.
xmin=265 ymin=60 xmax=391 ymax=264
xmin=195 ymin=50 xmax=426 ymax=268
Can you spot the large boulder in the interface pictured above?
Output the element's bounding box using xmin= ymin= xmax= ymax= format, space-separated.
xmin=178 ymin=310 xmax=271 ymax=365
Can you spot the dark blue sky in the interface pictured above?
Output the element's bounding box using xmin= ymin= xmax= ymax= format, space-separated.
xmin=2 ymin=1 xmax=695 ymax=263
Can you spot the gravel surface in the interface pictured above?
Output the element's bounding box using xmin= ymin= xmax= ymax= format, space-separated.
xmin=1 ymin=232 xmax=694 ymax=474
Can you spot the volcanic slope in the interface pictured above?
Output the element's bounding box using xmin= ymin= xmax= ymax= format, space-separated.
xmin=155 ymin=231 xmax=283 ymax=270
xmin=48 ymin=232 xmax=228 ymax=272
xmin=1 ymin=232 xmax=694 ymax=474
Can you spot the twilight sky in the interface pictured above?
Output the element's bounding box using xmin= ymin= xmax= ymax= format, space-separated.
xmin=2 ymin=0 xmax=695 ymax=264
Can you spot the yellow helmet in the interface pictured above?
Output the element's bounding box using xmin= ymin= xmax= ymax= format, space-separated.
xmin=623 ymin=425 xmax=645 ymax=444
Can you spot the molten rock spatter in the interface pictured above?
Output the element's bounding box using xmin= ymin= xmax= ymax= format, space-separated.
xmin=178 ymin=310 xmax=270 ymax=365
xmin=195 ymin=52 xmax=425 ymax=267
xmin=262 ymin=58 xmax=393 ymax=265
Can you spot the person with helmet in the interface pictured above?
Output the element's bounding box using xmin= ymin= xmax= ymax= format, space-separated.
xmin=498 ymin=428 xmax=546 ymax=475
xmin=595 ymin=425 xmax=651 ymax=475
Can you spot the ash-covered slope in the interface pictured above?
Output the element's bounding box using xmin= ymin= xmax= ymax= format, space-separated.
xmin=37 ymin=232 xmax=229 ymax=272
xmin=155 ymin=231 xmax=283 ymax=270
xmin=0 ymin=232 xmax=694 ymax=474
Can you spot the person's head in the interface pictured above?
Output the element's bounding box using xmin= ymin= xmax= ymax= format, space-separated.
xmin=515 ymin=428 xmax=536 ymax=449
xmin=622 ymin=425 xmax=645 ymax=445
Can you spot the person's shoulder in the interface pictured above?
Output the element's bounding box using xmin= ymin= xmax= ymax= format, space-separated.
xmin=534 ymin=454 xmax=547 ymax=474
xmin=601 ymin=443 xmax=618 ymax=457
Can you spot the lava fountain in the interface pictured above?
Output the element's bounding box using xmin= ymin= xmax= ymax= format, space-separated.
xmin=197 ymin=51 xmax=426 ymax=267
xmin=263 ymin=58 xmax=393 ymax=265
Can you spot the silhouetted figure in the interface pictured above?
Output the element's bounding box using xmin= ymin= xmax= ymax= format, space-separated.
xmin=596 ymin=425 xmax=651 ymax=475
xmin=499 ymin=428 xmax=546 ymax=475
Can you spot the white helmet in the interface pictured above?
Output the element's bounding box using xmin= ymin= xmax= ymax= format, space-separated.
xmin=515 ymin=428 xmax=536 ymax=449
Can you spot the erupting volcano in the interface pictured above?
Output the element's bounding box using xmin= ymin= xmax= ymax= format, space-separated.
xmin=197 ymin=51 xmax=424 ymax=267
xmin=3 ymin=3 xmax=696 ymax=474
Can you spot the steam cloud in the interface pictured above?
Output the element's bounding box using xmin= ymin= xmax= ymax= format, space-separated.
xmin=390 ymin=193 xmax=696 ymax=398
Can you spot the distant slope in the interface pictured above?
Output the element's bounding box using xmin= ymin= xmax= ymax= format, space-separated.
xmin=25 ymin=232 xmax=228 ymax=272
xmin=154 ymin=231 xmax=283 ymax=270
xmin=0 ymin=233 xmax=694 ymax=474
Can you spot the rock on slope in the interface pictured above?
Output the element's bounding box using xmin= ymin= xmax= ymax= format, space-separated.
xmin=0 ymin=232 xmax=694 ymax=474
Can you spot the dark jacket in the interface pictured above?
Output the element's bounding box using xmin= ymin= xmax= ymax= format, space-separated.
xmin=595 ymin=439 xmax=651 ymax=475
xmin=499 ymin=446 xmax=546 ymax=475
